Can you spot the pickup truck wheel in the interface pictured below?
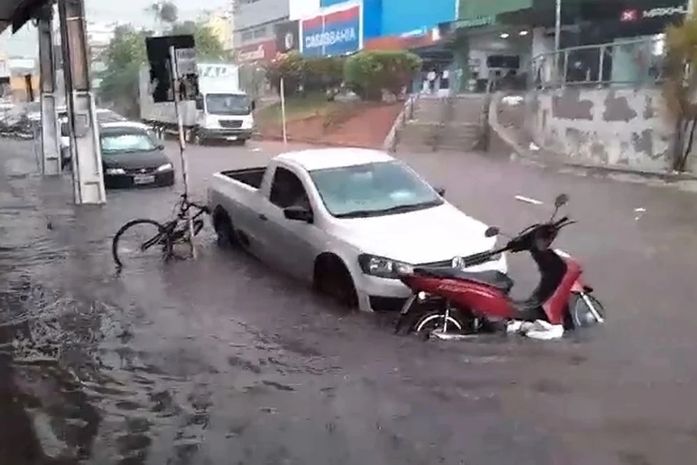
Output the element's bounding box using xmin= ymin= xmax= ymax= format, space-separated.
xmin=315 ymin=256 xmax=358 ymax=309
xmin=213 ymin=209 xmax=237 ymax=248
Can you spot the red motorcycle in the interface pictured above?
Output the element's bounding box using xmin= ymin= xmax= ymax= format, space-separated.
xmin=395 ymin=194 xmax=605 ymax=338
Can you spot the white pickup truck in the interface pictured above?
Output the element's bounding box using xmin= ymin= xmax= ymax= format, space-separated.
xmin=208 ymin=148 xmax=507 ymax=312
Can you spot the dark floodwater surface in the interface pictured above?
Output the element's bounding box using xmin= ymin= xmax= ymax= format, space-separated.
xmin=3 ymin=139 xmax=697 ymax=465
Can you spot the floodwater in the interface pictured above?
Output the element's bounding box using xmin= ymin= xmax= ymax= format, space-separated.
xmin=2 ymin=139 xmax=697 ymax=465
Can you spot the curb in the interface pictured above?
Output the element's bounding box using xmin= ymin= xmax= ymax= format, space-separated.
xmin=253 ymin=133 xmax=381 ymax=150
xmin=488 ymin=92 xmax=697 ymax=183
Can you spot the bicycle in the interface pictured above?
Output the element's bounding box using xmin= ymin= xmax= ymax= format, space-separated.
xmin=112 ymin=194 xmax=210 ymax=268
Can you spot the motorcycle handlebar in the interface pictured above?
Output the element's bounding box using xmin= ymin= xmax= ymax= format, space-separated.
xmin=461 ymin=218 xmax=576 ymax=266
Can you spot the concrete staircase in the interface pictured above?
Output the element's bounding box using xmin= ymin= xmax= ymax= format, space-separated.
xmin=394 ymin=94 xmax=488 ymax=153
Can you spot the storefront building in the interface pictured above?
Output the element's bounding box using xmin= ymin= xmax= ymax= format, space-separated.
xmin=232 ymin=0 xmax=289 ymax=63
xmin=519 ymin=0 xmax=687 ymax=85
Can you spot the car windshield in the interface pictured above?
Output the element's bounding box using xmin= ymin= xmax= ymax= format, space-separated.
xmin=97 ymin=110 xmax=126 ymax=123
xmin=206 ymin=94 xmax=251 ymax=115
xmin=101 ymin=131 xmax=157 ymax=155
xmin=309 ymin=161 xmax=443 ymax=218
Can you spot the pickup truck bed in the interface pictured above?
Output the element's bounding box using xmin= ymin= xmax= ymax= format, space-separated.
xmin=221 ymin=167 xmax=265 ymax=189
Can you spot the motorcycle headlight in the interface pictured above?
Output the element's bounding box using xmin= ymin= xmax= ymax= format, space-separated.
xmin=156 ymin=162 xmax=173 ymax=172
xmin=358 ymin=254 xmax=413 ymax=279
xmin=105 ymin=167 xmax=125 ymax=175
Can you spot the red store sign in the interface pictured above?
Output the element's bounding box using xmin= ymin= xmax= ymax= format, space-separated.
xmin=236 ymin=40 xmax=277 ymax=63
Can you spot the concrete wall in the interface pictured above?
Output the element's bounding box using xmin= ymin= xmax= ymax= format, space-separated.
xmin=527 ymin=87 xmax=677 ymax=172
xmin=233 ymin=0 xmax=288 ymax=47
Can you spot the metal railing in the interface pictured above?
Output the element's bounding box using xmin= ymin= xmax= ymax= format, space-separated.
xmin=530 ymin=36 xmax=666 ymax=89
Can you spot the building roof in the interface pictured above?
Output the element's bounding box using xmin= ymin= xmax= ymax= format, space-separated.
xmin=0 ymin=0 xmax=51 ymax=34
xmin=276 ymin=148 xmax=394 ymax=172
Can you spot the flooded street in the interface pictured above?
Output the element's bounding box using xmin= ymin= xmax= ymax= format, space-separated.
xmin=2 ymin=138 xmax=697 ymax=465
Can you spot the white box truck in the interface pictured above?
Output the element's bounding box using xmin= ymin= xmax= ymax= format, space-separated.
xmin=139 ymin=63 xmax=255 ymax=144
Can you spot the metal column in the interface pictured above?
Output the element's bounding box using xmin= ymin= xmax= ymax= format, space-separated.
xmin=37 ymin=5 xmax=61 ymax=175
xmin=57 ymin=0 xmax=106 ymax=204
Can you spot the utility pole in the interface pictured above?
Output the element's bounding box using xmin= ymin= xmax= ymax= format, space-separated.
xmin=57 ymin=0 xmax=106 ymax=204
xmin=554 ymin=0 xmax=562 ymax=83
xmin=37 ymin=4 xmax=61 ymax=175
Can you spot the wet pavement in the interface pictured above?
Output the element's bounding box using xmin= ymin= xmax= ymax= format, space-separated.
xmin=2 ymin=138 xmax=697 ymax=465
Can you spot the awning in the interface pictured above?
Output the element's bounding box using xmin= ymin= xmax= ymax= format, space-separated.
xmin=0 ymin=0 xmax=51 ymax=34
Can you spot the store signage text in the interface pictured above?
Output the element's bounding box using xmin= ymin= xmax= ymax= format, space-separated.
xmin=197 ymin=64 xmax=236 ymax=79
xmin=620 ymin=5 xmax=687 ymax=22
xmin=305 ymin=27 xmax=357 ymax=49
xmin=455 ymin=16 xmax=495 ymax=29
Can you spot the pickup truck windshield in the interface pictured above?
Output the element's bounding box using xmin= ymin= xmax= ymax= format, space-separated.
xmin=206 ymin=94 xmax=250 ymax=116
xmin=310 ymin=161 xmax=443 ymax=218
xmin=101 ymin=132 xmax=157 ymax=154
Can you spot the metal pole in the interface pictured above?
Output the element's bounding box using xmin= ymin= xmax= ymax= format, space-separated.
xmin=554 ymin=0 xmax=562 ymax=84
xmin=57 ymin=0 xmax=106 ymax=205
xmin=169 ymin=45 xmax=196 ymax=260
xmin=37 ymin=5 xmax=61 ymax=175
xmin=280 ymin=76 xmax=287 ymax=145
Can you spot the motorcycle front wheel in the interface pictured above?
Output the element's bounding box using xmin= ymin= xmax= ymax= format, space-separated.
xmin=568 ymin=293 xmax=606 ymax=329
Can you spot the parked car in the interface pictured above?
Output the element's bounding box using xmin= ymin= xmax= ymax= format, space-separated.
xmin=99 ymin=121 xmax=174 ymax=188
xmin=208 ymin=148 xmax=507 ymax=312
xmin=58 ymin=108 xmax=138 ymax=170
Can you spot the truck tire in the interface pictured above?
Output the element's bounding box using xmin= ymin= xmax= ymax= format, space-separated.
xmin=314 ymin=254 xmax=358 ymax=309
xmin=213 ymin=207 xmax=237 ymax=248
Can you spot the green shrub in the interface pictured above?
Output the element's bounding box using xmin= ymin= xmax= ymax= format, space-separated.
xmin=344 ymin=50 xmax=421 ymax=101
xmin=304 ymin=56 xmax=344 ymax=92
xmin=264 ymin=51 xmax=306 ymax=94
xmin=265 ymin=53 xmax=345 ymax=96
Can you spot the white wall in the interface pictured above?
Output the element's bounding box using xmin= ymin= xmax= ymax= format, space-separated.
xmin=289 ymin=0 xmax=320 ymax=20
xmin=527 ymin=87 xmax=675 ymax=171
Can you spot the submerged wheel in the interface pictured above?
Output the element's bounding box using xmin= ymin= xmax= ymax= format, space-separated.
xmin=568 ymin=293 xmax=606 ymax=329
xmin=213 ymin=208 xmax=237 ymax=248
xmin=413 ymin=309 xmax=467 ymax=336
xmin=112 ymin=219 xmax=171 ymax=269
xmin=314 ymin=256 xmax=358 ymax=309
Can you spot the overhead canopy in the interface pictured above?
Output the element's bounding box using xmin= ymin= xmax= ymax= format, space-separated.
xmin=0 ymin=0 xmax=51 ymax=34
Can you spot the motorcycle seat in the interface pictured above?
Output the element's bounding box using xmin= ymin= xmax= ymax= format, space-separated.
xmin=413 ymin=267 xmax=514 ymax=293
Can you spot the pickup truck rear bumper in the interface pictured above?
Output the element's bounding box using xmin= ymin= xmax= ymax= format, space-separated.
xmin=198 ymin=128 xmax=253 ymax=141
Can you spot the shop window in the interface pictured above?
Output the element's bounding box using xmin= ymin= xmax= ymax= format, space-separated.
xmin=253 ymin=27 xmax=266 ymax=39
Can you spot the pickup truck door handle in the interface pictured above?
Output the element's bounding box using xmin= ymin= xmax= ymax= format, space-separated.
xmin=259 ymin=214 xmax=268 ymax=221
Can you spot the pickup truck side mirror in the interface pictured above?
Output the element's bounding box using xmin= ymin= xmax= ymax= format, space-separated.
xmin=284 ymin=206 xmax=313 ymax=223
xmin=60 ymin=121 xmax=70 ymax=137
xmin=195 ymin=95 xmax=204 ymax=110
xmin=434 ymin=186 xmax=446 ymax=197
xmin=250 ymin=100 xmax=256 ymax=111
xmin=156 ymin=144 xmax=165 ymax=151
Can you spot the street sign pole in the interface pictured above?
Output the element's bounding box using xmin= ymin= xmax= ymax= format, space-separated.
xmin=280 ymin=76 xmax=288 ymax=145
xmin=169 ymin=45 xmax=196 ymax=259
xmin=554 ymin=0 xmax=562 ymax=83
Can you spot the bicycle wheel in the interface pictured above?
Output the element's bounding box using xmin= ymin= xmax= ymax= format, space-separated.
xmin=112 ymin=219 xmax=172 ymax=268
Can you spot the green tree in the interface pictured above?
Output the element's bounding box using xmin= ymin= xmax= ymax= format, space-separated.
xmin=98 ymin=25 xmax=149 ymax=118
xmin=147 ymin=1 xmax=179 ymax=32
xmin=344 ymin=50 xmax=421 ymax=101
xmin=98 ymin=21 xmax=228 ymax=117
xmin=171 ymin=22 xmax=228 ymax=61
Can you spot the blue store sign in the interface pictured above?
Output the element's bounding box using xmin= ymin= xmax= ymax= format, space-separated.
xmin=301 ymin=4 xmax=361 ymax=57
